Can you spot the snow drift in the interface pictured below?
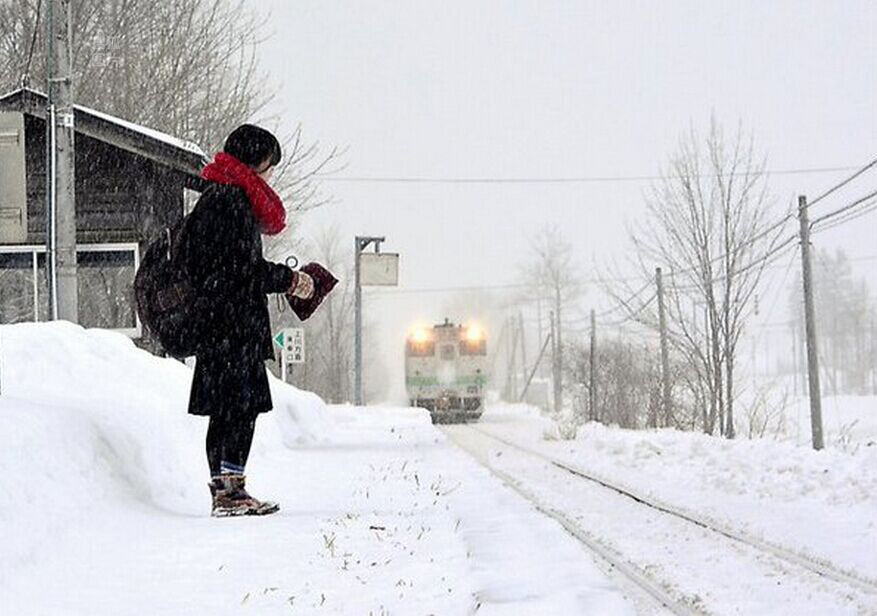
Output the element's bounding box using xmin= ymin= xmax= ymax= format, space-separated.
xmin=0 ymin=321 xmax=332 ymax=581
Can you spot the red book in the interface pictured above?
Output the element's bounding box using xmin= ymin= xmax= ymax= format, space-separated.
xmin=287 ymin=262 xmax=339 ymax=321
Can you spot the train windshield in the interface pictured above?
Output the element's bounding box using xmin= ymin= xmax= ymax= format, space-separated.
xmin=406 ymin=340 xmax=435 ymax=357
xmin=440 ymin=344 xmax=456 ymax=360
xmin=459 ymin=339 xmax=486 ymax=355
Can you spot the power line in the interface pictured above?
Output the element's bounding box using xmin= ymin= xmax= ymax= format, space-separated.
xmin=659 ymin=221 xmax=795 ymax=292
xmin=812 ymin=199 xmax=877 ymax=235
xmin=807 ymin=156 xmax=877 ymax=208
xmin=597 ymin=292 xmax=658 ymax=329
xmin=363 ymin=272 xmax=647 ymax=296
xmin=643 ymin=194 xmax=798 ymax=286
xmin=560 ymin=281 xmax=654 ymax=326
xmin=809 ymin=188 xmax=877 ymax=230
xmin=317 ymin=165 xmax=861 ymax=186
xmin=594 ymin=281 xmax=654 ymax=319
xmin=549 ymin=160 xmax=877 ymax=351
xmin=735 ymin=233 xmax=800 ymax=278
xmin=758 ymin=248 xmax=798 ymax=327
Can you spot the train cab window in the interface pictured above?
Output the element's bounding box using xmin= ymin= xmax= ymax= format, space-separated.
xmin=406 ymin=340 xmax=435 ymax=357
xmin=459 ymin=339 xmax=486 ymax=355
xmin=440 ymin=344 xmax=456 ymax=360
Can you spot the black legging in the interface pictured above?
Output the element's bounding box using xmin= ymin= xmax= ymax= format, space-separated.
xmin=206 ymin=413 xmax=257 ymax=477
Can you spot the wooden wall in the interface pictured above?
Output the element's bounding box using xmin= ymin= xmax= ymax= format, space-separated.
xmin=23 ymin=114 xmax=186 ymax=249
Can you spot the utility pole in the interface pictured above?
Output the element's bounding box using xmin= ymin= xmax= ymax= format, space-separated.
xmin=656 ymin=267 xmax=672 ymax=427
xmin=588 ymin=308 xmax=597 ymax=421
xmin=505 ymin=314 xmax=519 ymax=400
xmin=46 ymin=0 xmax=78 ymax=322
xmin=550 ymin=310 xmax=561 ymax=414
xmin=520 ymin=333 xmax=551 ymax=403
xmin=798 ymin=196 xmax=824 ymax=450
xmin=518 ymin=311 xmax=528 ymax=387
xmin=790 ymin=320 xmax=799 ymax=397
xmin=536 ymin=295 xmax=544 ymax=376
xmin=555 ymin=286 xmax=563 ymax=412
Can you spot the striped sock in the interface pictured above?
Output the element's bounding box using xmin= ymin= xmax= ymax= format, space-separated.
xmin=220 ymin=460 xmax=245 ymax=475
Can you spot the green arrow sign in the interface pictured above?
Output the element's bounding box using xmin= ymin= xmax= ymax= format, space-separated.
xmin=273 ymin=331 xmax=285 ymax=349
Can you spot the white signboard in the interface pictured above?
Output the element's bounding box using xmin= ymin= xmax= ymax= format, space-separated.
xmin=285 ymin=327 xmax=306 ymax=364
xmin=360 ymin=252 xmax=399 ymax=286
xmin=273 ymin=327 xmax=305 ymax=364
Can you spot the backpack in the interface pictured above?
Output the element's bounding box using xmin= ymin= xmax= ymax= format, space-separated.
xmin=134 ymin=217 xmax=200 ymax=357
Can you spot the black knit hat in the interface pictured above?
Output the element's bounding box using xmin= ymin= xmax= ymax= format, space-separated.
xmin=223 ymin=124 xmax=282 ymax=168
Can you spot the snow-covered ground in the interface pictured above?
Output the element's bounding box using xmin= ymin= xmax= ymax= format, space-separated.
xmin=481 ymin=403 xmax=877 ymax=588
xmin=732 ymin=377 xmax=877 ymax=450
xmin=3 ymin=322 xmax=874 ymax=614
xmin=784 ymin=394 xmax=877 ymax=450
xmin=0 ymin=323 xmax=630 ymax=615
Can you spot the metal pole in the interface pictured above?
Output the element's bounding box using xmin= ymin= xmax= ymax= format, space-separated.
xmin=47 ymin=0 xmax=78 ymax=322
xmin=791 ymin=320 xmax=798 ymax=396
xmin=798 ymin=195 xmax=824 ymax=450
xmin=518 ymin=311 xmax=528 ymax=386
xmin=46 ymin=104 xmax=58 ymax=319
xmin=519 ymin=333 xmax=551 ymax=403
xmin=550 ymin=310 xmax=559 ymax=414
xmin=31 ymin=250 xmax=39 ymax=321
xmin=508 ymin=314 xmax=519 ymax=400
xmin=281 ymin=350 xmax=287 ymax=383
xmin=536 ymin=295 xmax=543 ymax=375
xmin=354 ymin=236 xmax=363 ymax=405
xmin=554 ymin=287 xmax=563 ymax=413
xmin=353 ymin=235 xmax=385 ymax=406
xmin=45 ymin=0 xmax=54 ymax=320
xmin=589 ymin=308 xmax=597 ymax=421
xmin=656 ymin=267 xmax=672 ymax=426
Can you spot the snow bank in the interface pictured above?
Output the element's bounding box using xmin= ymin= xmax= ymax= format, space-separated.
xmin=570 ymin=422 xmax=877 ymax=577
xmin=784 ymin=394 xmax=877 ymax=449
xmin=731 ymin=378 xmax=877 ymax=449
xmin=0 ymin=321 xmax=332 ymax=580
xmin=1 ymin=322 xmax=332 ymax=447
xmin=482 ymin=404 xmax=877 ymax=581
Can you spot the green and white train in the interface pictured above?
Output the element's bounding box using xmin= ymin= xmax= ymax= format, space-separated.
xmin=405 ymin=318 xmax=489 ymax=423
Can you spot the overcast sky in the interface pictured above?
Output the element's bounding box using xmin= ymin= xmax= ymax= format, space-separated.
xmin=255 ymin=1 xmax=876 ymax=398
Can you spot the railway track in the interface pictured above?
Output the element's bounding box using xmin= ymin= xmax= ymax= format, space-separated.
xmin=442 ymin=423 xmax=877 ymax=615
xmin=442 ymin=426 xmax=707 ymax=615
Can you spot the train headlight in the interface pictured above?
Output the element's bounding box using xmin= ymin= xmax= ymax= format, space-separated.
xmin=465 ymin=325 xmax=484 ymax=342
xmin=411 ymin=327 xmax=430 ymax=343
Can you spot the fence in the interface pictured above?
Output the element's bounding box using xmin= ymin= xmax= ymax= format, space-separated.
xmin=0 ymin=242 xmax=141 ymax=337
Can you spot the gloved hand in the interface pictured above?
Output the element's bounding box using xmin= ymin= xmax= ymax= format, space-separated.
xmin=289 ymin=271 xmax=315 ymax=300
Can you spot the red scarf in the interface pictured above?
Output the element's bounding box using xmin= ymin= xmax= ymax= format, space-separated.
xmin=201 ymin=152 xmax=286 ymax=235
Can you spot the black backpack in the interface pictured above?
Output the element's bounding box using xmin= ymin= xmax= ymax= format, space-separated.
xmin=134 ymin=217 xmax=200 ymax=357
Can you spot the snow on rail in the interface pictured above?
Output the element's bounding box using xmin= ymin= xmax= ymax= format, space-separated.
xmin=471 ymin=424 xmax=877 ymax=598
xmin=441 ymin=425 xmax=705 ymax=616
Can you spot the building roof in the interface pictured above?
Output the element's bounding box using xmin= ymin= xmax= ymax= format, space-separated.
xmin=0 ymin=87 xmax=208 ymax=177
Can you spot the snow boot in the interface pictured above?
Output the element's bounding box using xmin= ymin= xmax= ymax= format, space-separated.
xmin=209 ymin=474 xmax=280 ymax=517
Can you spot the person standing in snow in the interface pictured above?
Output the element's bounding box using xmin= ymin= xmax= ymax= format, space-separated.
xmin=181 ymin=125 xmax=314 ymax=517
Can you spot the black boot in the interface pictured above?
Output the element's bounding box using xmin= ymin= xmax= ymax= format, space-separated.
xmin=209 ymin=474 xmax=279 ymax=517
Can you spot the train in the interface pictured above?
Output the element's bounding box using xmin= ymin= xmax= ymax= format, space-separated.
xmin=405 ymin=318 xmax=489 ymax=423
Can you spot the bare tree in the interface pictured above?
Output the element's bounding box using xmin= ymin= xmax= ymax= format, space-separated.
xmin=0 ymin=0 xmax=340 ymax=211
xmin=519 ymin=225 xmax=585 ymax=411
xmin=788 ymin=248 xmax=876 ymax=395
xmin=565 ymin=332 xmax=698 ymax=431
xmin=268 ymin=226 xmax=355 ymax=403
xmin=1 ymin=0 xmax=342 ymax=332
xmin=611 ymin=118 xmax=787 ymax=437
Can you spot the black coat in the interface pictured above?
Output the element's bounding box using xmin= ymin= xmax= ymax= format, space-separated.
xmin=181 ymin=183 xmax=293 ymax=417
